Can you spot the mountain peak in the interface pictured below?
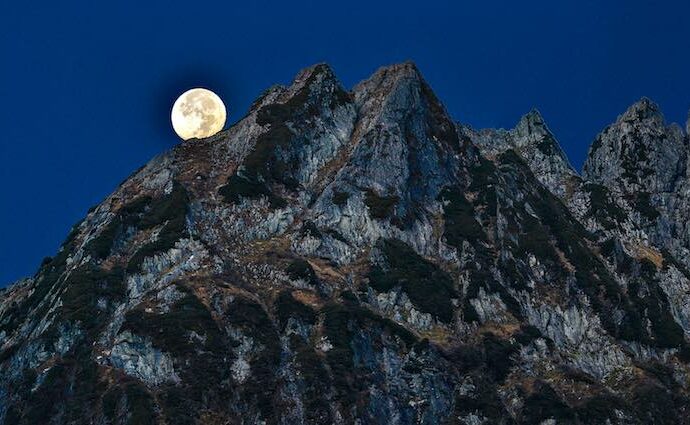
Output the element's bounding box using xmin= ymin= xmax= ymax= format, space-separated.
xmin=248 ymin=63 xmax=345 ymax=115
xmin=370 ymin=61 xmax=422 ymax=80
xmin=350 ymin=61 xmax=458 ymax=152
xmin=293 ymin=62 xmax=337 ymax=85
xmin=352 ymin=61 xmax=424 ymax=101
xmin=5 ymin=63 xmax=690 ymax=424
xmin=513 ymin=108 xmax=550 ymax=139
xmin=583 ymin=98 xmax=685 ymax=194
xmin=465 ymin=108 xmax=578 ymax=200
xmin=521 ymin=108 xmax=546 ymax=125
xmin=282 ymin=62 xmax=344 ymax=99
xmin=619 ymin=97 xmax=664 ymax=124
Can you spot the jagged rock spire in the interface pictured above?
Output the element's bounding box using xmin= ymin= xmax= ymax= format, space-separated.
xmin=467 ymin=108 xmax=578 ymax=200
xmin=583 ymin=98 xmax=686 ymax=194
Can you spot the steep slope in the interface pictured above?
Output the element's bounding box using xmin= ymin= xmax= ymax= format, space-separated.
xmin=462 ymin=109 xmax=580 ymax=200
xmin=582 ymin=99 xmax=688 ymax=249
xmin=1 ymin=64 xmax=690 ymax=425
xmin=472 ymin=97 xmax=690 ymax=363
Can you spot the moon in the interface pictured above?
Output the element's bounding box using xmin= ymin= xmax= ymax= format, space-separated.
xmin=171 ymin=88 xmax=227 ymax=140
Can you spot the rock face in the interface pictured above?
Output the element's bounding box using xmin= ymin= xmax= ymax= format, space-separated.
xmin=581 ymin=99 xmax=690 ymax=265
xmin=463 ymin=109 xmax=579 ymax=200
xmin=584 ymin=98 xmax=687 ymax=193
xmin=1 ymin=63 xmax=690 ymax=425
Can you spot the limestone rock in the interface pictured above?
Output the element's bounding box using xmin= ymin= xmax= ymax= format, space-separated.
xmin=1 ymin=64 xmax=690 ymax=424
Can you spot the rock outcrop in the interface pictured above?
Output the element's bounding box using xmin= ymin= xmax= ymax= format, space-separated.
xmin=463 ymin=109 xmax=579 ymax=200
xmin=1 ymin=64 xmax=690 ymax=425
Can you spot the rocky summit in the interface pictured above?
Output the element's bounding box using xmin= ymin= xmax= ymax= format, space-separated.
xmin=2 ymin=62 xmax=690 ymax=425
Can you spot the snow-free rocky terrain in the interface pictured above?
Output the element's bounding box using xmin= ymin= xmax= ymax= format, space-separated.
xmin=2 ymin=62 xmax=690 ymax=424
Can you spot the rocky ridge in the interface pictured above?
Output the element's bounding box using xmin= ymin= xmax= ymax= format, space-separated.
xmin=1 ymin=62 xmax=690 ymax=424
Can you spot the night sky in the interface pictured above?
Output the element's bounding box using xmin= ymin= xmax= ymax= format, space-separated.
xmin=2 ymin=0 xmax=689 ymax=285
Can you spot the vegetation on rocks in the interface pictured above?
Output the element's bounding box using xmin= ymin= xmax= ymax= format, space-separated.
xmin=126 ymin=182 xmax=190 ymax=272
xmin=4 ymin=65 xmax=690 ymax=424
xmin=364 ymin=189 xmax=399 ymax=219
xmin=368 ymin=239 xmax=456 ymax=322
xmin=286 ymin=258 xmax=318 ymax=285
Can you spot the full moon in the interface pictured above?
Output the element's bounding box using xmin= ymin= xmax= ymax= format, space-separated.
xmin=171 ymin=88 xmax=227 ymax=140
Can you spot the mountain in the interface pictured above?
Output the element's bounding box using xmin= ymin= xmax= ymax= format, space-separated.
xmin=2 ymin=62 xmax=690 ymax=424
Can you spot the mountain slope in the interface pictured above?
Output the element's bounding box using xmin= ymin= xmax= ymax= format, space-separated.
xmin=1 ymin=63 xmax=690 ymax=425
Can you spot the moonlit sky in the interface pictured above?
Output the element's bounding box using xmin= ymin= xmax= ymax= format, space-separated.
xmin=1 ymin=0 xmax=690 ymax=285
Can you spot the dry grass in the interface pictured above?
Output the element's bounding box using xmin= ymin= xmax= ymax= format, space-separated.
xmin=554 ymin=246 xmax=576 ymax=273
xmin=308 ymin=258 xmax=346 ymax=283
xmin=419 ymin=326 xmax=454 ymax=344
xmin=633 ymin=244 xmax=664 ymax=268
xmin=479 ymin=321 xmax=522 ymax=339
xmin=292 ymin=289 xmax=322 ymax=309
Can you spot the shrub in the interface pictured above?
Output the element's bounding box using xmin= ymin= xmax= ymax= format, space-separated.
xmin=332 ymin=190 xmax=350 ymax=207
xmin=101 ymin=387 xmax=122 ymax=421
xmin=536 ymin=135 xmax=558 ymax=156
xmin=584 ymin=183 xmax=626 ymax=228
xmin=274 ymin=291 xmax=316 ymax=329
xmin=517 ymin=215 xmax=559 ymax=263
xmin=126 ymin=182 xmax=189 ymax=273
xmin=57 ymin=265 xmax=125 ymax=333
xmin=288 ymin=335 xmax=332 ymax=424
xmin=521 ymin=381 xmax=574 ymax=423
xmin=125 ymin=382 xmax=157 ymax=425
xmin=225 ymin=297 xmax=281 ymax=421
xmin=632 ymin=191 xmax=660 ymax=220
xmin=368 ymin=239 xmax=456 ymax=322
xmin=482 ymin=333 xmax=517 ymax=382
xmin=437 ymin=187 xmax=486 ymax=246
xmin=286 ymin=259 xmax=318 ymax=285
xmin=364 ymin=189 xmax=399 ymax=219
xmin=300 ymin=220 xmax=322 ymax=238
xmin=320 ymin=302 xmax=417 ymax=412
xmin=85 ymin=195 xmax=151 ymax=260
xmin=627 ymin=259 xmax=685 ymax=348
xmin=138 ymin=182 xmax=187 ymax=229
xmin=121 ymin=286 xmax=222 ymax=356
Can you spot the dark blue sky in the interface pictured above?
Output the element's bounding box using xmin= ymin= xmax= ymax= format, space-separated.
xmin=1 ymin=0 xmax=689 ymax=285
